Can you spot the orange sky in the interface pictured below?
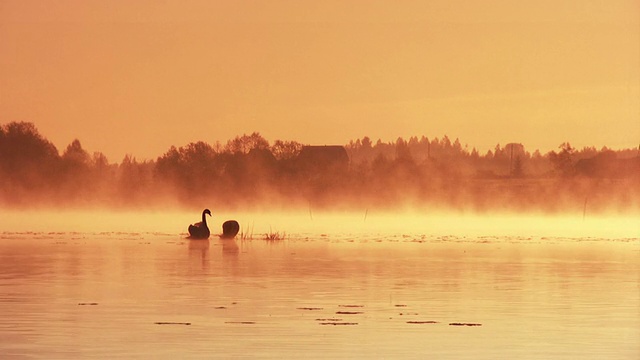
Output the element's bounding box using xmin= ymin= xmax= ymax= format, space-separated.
xmin=1 ymin=0 xmax=638 ymax=161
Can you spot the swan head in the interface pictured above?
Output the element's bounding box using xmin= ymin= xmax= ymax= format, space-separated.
xmin=203 ymin=209 xmax=212 ymax=217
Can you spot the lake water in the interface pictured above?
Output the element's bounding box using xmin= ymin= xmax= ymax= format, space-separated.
xmin=1 ymin=211 xmax=638 ymax=359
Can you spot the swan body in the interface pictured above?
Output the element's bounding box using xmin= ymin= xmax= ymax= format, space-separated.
xmin=221 ymin=220 xmax=240 ymax=239
xmin=188 ymin=209 xmax=211 ymax=239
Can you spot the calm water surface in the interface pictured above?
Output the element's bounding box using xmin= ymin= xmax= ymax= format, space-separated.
xmin=0 ymin=212 xmax=638 ymax=359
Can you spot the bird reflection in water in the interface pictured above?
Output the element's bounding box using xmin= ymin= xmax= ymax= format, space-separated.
xmin=187 ymin=237 xmax=240 ymax=272
xmin=220 ymin=238 xmax=239 ymax=255
xmin=188 ymin=239 xmax=210 ymax=270
xmin=219 ymin=219 xmax=240 ymax=258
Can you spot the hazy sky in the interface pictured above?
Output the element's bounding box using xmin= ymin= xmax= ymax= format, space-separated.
xmin=1 ymin=0 xmax=638 ymax=161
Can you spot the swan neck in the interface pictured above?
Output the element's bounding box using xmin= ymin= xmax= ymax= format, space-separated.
xmin=202 ymin=211 xmax=208 ymax=225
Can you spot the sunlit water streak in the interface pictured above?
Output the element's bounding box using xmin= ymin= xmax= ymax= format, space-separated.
xmin=0 ymin=211 xmax=638 ymax=359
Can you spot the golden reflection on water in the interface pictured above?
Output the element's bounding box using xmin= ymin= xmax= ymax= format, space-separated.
xmin=0 ymin=211 xmax=638 ymax=358
xmin=3 ymin=209 xmax=640 ymax=237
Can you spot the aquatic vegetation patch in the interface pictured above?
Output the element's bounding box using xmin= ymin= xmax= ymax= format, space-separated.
xmin=319 ymin=322 xmax=358 ymax=326
xmin=449 ymin=322 xmax=482 ymax=326
xmin=264 ymin=229 xmax=286 ymax=240
xmin=155 ymin=322 xmax=191 ymax=325
xmin=239 ymin=223 xmax=254 ymax=240
xmin=297 ymin=307 xmax=323 ymax=310
xmin=406 ymin=321 xmax=439 ymax=324
xmin=335 ymin=311 xmax=363 ymax=315
xmin=225 ymin=321 xmax=256 ymax=325
xmin=77 ymin=302 xmax=98 ymax=306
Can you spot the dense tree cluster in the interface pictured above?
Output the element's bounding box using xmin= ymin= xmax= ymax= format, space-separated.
xmin=344 ymin=136 xmax=639 ymax=211
xmin=0 ymin=122 xmax=638 ymax=212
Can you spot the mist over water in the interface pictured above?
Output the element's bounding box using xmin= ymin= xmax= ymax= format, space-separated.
xmin=1 ymin=122 xmax=639 ymax=359
xmin=0 ymin=211 xmax=638 ymax=359
xmin=2 ymin=1 xmax=639 ymax=356
xmin=2 ymin=209 xmax=638 ymax=240
xmin=1 ymin=122 xmax=639 ymax=214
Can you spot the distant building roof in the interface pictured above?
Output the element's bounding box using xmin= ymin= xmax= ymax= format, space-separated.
xmin=297 ymin=146 xmax=349 ymax=172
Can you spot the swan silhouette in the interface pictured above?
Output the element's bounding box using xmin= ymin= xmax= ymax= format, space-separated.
xmin=188 ymin=209 xmax=212 ymax=239
xmin=221 ymin=220 xmax=240 ymax=239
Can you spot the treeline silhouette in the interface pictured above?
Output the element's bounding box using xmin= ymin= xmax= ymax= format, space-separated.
xmin=1 ymin=121 xmax=638 ymax=212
